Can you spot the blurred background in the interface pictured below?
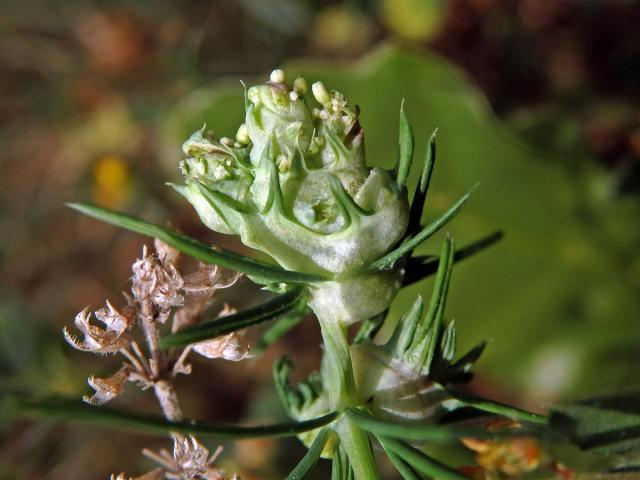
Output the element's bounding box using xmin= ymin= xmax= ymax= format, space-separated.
xmin=1 ymin=0 xmax=639 ymax=478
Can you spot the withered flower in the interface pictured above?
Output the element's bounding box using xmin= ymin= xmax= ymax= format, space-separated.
xmin=63 ymin=302 xmax=134 ymax=354
xmin=143 ymin=435 xmax=239 ymax=480
xmin=110 ymin=468 xmax=165 ymax=480
xmin=131 ymin=246 xmax=184 ymax=312
xmin=192 ymin=331 xmax=251 ymax=362
xmin=182 ymin=265 xmax=240 ymax=295
xmin=84 ymin=365 xmax=130 ymax=405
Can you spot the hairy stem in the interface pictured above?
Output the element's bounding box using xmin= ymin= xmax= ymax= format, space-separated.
xmin=138 ymin=301 xmax=183 ymax=422
xmin=140 ymin=302 xmax=165 ymax=372
xmin=153 ymin=379 xmax=183 ymax=422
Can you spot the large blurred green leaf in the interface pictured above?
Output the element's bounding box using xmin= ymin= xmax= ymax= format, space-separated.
xmin=550 ymin=392 xmax=640 ymax=470
xmin=160 ymin=45 xmax=640 ymax=398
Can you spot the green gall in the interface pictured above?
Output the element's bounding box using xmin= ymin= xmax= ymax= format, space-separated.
xmin=179 ymin=73 xmax=412 ymax=323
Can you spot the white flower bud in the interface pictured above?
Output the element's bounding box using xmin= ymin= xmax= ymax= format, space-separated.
xmin=312 ymin=81 xmax=331 ymax=105
xmin=235 ymin=123 xmax=250 ymax=145
xmin=270 ymin=68 xmax=286 ymax=84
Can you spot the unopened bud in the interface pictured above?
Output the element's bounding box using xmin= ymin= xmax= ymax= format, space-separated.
xmin=270 ymin=69 xmax=286 ymax=84
xmin=236 ymin=123 xmax=250 ymax=145
xmin=312 ymin=81 xmax=331 ymax=105
xmin=293 ymin=77 xmax=308 ymax=95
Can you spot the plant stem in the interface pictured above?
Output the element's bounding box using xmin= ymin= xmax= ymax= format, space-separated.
xmin=139 ymin=300 xmax=182 ymax=422
xmin=153 ymin=379 xmax=182 ymax=422
xmin=335 ymin=416 xmax=380 ymax=480
xmin=316 ymin=313 xmax=357 ymax=409
xmin=314 ymin=309 xmax=379 ymax=480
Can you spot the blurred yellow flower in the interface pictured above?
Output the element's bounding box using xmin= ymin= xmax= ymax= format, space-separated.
xmin=92 ymin=154 xmax=132 ymax=208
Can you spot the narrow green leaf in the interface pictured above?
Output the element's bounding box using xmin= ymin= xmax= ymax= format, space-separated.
xmin=159 ymin=287 xmax=307 ymax=348
xmin=66 ymin=203 xmax=326 ymax=285
xmin=440 ymin=320 xmax=457 ymax=363
xmin=331 ymin=445 xmax=352 ymax=480
xmin=402 ymin=231 xmax=503 ymax=287
xmin=395 ymin=101 xmax=415 ymax=189
xmin=286 ymin=427 xmax=335 ymax=480
xmin=353 ymin=311 xmax=387 ymax=344
xmin=417 ymin=235 xmax=454 ymax=375
xmin=255 ymin=308 xmax=308 ymax=354
xmin=447 ymin=390 xmax=548 ymax=424
xmin=331 ymin=447 xmax=343 ymax=480
xmin=386 ymin=296 xmax=424 ymax=356
xmin=402 ymin=236 xmax=454 ymax=375
xmin=445 ymin=341 xmax=487 ymax=377
xmin=407 ymin=128 xmax=437 ymax=236
xmin=273 ymin=356 xmax=303 ymax=415
xmin=378 ymin=436 xmax=467 ymax=480
xmin=7 ymin=395 xmax=338 ymax=439
xmin=345 ymin=408 xmax=537 ymax=442
xmin=367 ymin=190 xmax=472 ymax=272
xmin=378 ymin=437 xmax=423 ymax=480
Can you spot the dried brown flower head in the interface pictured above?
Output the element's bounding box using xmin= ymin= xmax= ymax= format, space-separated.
xmin=132 ymin=246 xmax=184 ymax=313
xmin=84 ymin=365 xmax=130 ymax=405
xmin=63 ymin=302 xmax=134 ymax=354
xmin=143 ymin=435 xmax=239 ymax=480
xmin=192 ymin=331 xmax=251 ymax=362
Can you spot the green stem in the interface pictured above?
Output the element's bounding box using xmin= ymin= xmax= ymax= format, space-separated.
xmin=316 ymin=313 xmax=357 ymax=409
xmin=335 ymin=416 xmax=380 ymax=480
xmin=312 ymin=310 xmax=379 ymax=480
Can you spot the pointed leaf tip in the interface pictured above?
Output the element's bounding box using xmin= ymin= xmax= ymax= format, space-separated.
xmin=395 ymin=102 xmax=415 ymax=189
xmin=368 ymin=188 xmax=471 ymax=272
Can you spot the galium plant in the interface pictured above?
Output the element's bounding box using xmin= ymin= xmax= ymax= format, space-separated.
xmin=8 ymin=69 xmax=640 ymax=480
